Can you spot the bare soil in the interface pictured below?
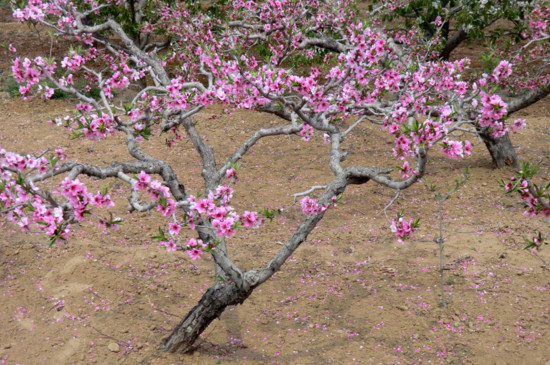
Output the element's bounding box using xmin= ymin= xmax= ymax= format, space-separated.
xmin=1 ymin=10 xmax=549 ymax=365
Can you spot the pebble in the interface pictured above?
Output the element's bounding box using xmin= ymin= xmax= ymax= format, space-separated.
xmin=108 ymin=342 xmax=120 ymax=352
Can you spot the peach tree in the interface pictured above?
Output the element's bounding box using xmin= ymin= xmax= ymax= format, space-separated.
xmin=1 ymin=0 xmax=547 ymax=353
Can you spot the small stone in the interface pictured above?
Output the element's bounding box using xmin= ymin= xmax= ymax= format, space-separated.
xmin=3 ymin=344 xmax=12 ymax=349
xmin=150 ymin=325 xmax=157 ymax=331
xmin=396 ymin=305 xmax=409 ymax=311
xmin=108 ymin=342 xmax=120 ymax=352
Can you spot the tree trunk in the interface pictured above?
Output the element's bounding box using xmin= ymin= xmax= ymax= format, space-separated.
xmin=478 ymin=130 xmax=519 ymax=169
xmin=162 ymin=281 xmax=252 ymax=353
xmin=439 ymin=27 xmax=468 ymax=61
xmin=479 ymin=87 xmax=549 ymax=169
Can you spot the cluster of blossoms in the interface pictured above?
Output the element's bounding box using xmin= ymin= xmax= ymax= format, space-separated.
xmin=60 ymin=178 xmax=94 ymax=221
xmin=504 ymin=177 xmax=549 ymax=220
xmin=299 ymin=196 xmax=328 ymax=216
xmin=12 ymin=0 xmax=50 ymax=22
xmin=299 ymin=195 xmax=338 ymax=217
xmin=476 ymin=92 xmax=508 ymax=138
xmin=134 ymin=170 xmax=263 ymax=258
xmin=135 ymin=171 xmax=176 ymax=216
xmin=502 ymin=163 xmax=550 ymax=251
xmin=300 ymin=124 xmax=314 ymax=141
xmin=0 ymin=147 xmax=118 ymax=240
xmin=390 ymin=215 xmax=419 ymax=244
xmin=440 ymin=139 xmax=472 ymax=159
xmin=5 ymin=0 xmax=545 ymax=253
xmin=1 ymin=148 xmax=60 ymax=236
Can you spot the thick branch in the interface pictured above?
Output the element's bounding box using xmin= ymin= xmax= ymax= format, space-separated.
xmin=244 ymin=164 xmax=410 ymax=288
xmin=298 ymin=37 xmax=350 ymax=53
xmin=507 ymin=87 xmax=550 ymax=115
xmin=218 ymin=123 xmax=301 ymax=178
xmin=439 ymin=27 xmax=468 ymax=60
xmin=75 ymin=16 xmax=170 ymax=85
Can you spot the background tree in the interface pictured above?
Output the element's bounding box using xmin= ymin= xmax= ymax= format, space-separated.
xmin=368 ymin=0 xmax=550 ymax=168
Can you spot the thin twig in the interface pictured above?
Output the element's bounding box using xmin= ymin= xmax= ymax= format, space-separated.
xmin=292 ymin=185 xmax=327 ymax=203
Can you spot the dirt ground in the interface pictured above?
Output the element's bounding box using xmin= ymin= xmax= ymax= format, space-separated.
xmin=0 ymin=8 xmax=549 ymax=365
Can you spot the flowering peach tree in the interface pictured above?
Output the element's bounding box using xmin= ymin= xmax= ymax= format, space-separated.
xmin=1 ymin=0 xmax=548 ymax=353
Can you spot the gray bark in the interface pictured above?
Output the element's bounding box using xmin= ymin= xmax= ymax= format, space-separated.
xmin=162 ymin=282 xmax=251 ymax=353
xmin=439 ymin=27 xmax=468 ymax=60
xmin=478 ymin=130 xmax=519 ymax=169
xmin=507 ymin=87 xmax=550 ymax=115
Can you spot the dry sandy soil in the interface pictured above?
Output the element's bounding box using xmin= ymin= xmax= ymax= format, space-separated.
xmin=0 ymin=7 xmax=549 ymax=365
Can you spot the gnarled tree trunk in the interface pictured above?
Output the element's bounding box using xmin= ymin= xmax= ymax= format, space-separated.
xmin=478 ymin=130 xmax=519 ymax=169
xmin=161 ymin=281 xmax=252 ymax=353
xmin=479 ymin=87 xmax=550 ymax=169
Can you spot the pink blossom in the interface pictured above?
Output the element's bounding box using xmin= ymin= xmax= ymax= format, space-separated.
xmin=491 ymin=60 xmax=513 ymax=82
xmin=161 ymin=240 xmax=178 ymax=252
xmin=188 ymin=248 xmax=202 ymax=260
xmin=440 ymin=139 xmax=464 ymax=159
xmin=300 ymin=196 xmax=327 ymax=216
xmin=300 ymin=124 xmax=314 ymax=141
xmin=241 ymin=210 xmax=261 ymax=228
xmin=169 ymin=222 xmax=181 ymax=235
xmin=511 ymin=118 xmax=526 ymax=131
xmin=135 ymin=171 xmax=150 ymax=190
xmin=225 ymin=168 xmax=238 ymax=183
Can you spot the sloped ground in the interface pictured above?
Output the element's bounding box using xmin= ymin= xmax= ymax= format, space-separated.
xmin=0 ymin=10 xmax=549 ymax=365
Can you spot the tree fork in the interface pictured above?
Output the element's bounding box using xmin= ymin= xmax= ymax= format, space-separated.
xmin=161 ymin=281 xmax=252 ymax=353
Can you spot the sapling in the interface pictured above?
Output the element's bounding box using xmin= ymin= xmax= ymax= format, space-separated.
xmin=425 ymin=168 xmax=470 ymax=309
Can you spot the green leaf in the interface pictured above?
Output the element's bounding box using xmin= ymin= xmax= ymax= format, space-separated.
xmin=151 ymin=227 xmax=167 ymax=241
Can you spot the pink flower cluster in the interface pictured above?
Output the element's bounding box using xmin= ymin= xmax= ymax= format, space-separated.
xmin=12 ymin=57 xmax=56 ymax=99
xmin=225 ymin=167 xmax=238 ymax=184
xmin=187 ymin=185 xmax=260 ymax=238
xmin=185 ymin=238 xmax=206 ymax=260
xmin=440 ymin=139 xmax=472 ymax=159
xmin=12 ymin=0 xmax=52 ymax=22
xmin=505 ymin=178 xmax=550 ymax=219
xmin=132 ymin=171 xmax=263 ymax=256
xmin=135 ymin=171 xmax=176 ymax=216
xmin=299 ymin=196 xmax=332 ymax=216
xmin=490 ymin=61 xmax=513 ymax=83
xmin=0 ymin=146 xmax=120 ymax=240
xmin=390 ymin=216 xmax=417 ymax=243
xmin=160 ymin=184 xmax=262 ymax=257
xmin=60 ymin=178 xmax=93 ymax=221
xmin=300 ymin=124 xmax=314 ymax=141
xmin=477 ymin=92 xmax=508 ymax=138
